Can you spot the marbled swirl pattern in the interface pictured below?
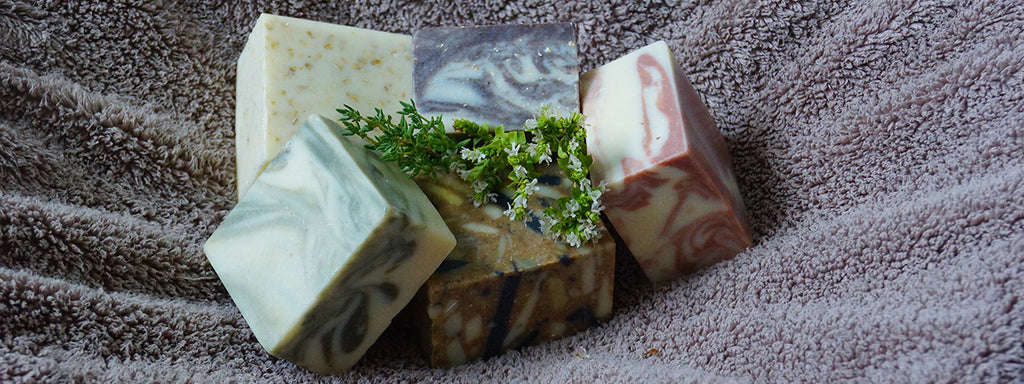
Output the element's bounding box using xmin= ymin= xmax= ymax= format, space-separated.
xmin=203 ymin=115 xmax=455 ymax=373
xmin=413 ymin=24 xmax=579 ymax=131
xmin=581 ymin=41 xmax=752 ymax=282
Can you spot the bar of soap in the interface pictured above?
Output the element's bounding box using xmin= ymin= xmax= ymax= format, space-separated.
xmin=409 ymin=166 xmax=615 ymax=366
xmin=580 ymin=41 xmax=752 ymax=283
xmin=412 ymin=23 xmax=580 ymax=131
xmin=203 ymin=115 xmax=455 ymax=374
xmin=235 ymin=13 xmax=413 ymax=198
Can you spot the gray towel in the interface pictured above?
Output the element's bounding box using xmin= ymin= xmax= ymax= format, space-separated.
xmin=2 ymin=0 xmax=1022 ymax=382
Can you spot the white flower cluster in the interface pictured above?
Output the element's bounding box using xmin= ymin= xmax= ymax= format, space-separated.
xmin=460 ymin=148 xmax=486 ymax=163
xmin=447 ymin=108 xmax=607 ymax=247
xmin=539 ymin=178 xmax=608 ymax=247
xmin=451 ymin=158 xmax=495 ymax=207
xmin=523 ymin=118 xmax=553 ymax=163
xmin=582 ymin=177 xmax=607 ymax=213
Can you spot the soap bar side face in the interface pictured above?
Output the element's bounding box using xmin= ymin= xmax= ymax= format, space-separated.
xmin=582 ymin=42 xmax=690 ymax=185
xmin=235 ymin=23 xmax=268 ymax=198
xmin=413 ymin=23 xmax=579 ymax=131
xmin=410 ymin=166 xmax=615 ymax=366
xmin=581 ymin=41 xmax=751 ymax=282
xmin=235 ymin=13 xmax=413 ymax=198
xmin=205 ymin=115 xmax=454 ymax=373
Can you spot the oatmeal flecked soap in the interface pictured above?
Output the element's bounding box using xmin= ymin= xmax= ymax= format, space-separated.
xmin=204 ymin=115 xmax=455 ymax=374
xmin=580 ymin=41 xmax=752 ymax=283
xmin=412 ymin=23 xmax=579 ymax=131
xmin=409 ymin=165 xmax=615 ymax=366
xmin=234 ymin=13 xmax=413 ymax=198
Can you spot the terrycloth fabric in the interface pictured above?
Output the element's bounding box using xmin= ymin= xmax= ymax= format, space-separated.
xmin=2 ymin=0 xmax=1023 ymax=382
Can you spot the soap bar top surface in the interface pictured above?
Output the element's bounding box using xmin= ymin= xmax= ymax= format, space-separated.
xmin=204 ymin=115 xmax=455 ymax=373
xmin=581 ymin=41 xmax=751 ymax=282
xmin=417 ymin=166 xmax=584 ymax=277
xmin=235 ymin=13 xmax=412 ymax=198
xmin=412 ymin=23 xmax=579 ymax=131
xmin=583 ymin=41 xmax=735 ymax=191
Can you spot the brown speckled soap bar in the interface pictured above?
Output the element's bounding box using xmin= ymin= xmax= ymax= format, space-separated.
xmin=410 ymin=165 xmax=615 ymax=366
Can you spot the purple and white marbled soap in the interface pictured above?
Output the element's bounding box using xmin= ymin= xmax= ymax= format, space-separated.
xmin=413 ymin=23 xmax=579 ymax=131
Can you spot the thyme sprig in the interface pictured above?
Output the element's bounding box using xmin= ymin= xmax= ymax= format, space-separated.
xmin=336 ymin=101 xmax=606 ymax=246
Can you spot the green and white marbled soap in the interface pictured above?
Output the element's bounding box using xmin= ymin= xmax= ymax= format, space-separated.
xmin=203 ymin=114 xmax=455 ymax=374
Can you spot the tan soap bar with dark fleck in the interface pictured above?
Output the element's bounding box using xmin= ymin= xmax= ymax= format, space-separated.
xmin=409 ymin=165 xmax=615 ymax=367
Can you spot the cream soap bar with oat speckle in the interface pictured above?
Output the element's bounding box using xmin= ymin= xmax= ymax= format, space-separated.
xmin=235 ymin=13 xmax=413 ymax=198
xmin=409 ymin=165 xmax=615 ymax=367
xmin=204 ymin=115 xmax=455 ymax=374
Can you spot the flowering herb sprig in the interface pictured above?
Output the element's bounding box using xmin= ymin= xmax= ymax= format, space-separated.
xmin=337 ymin=101 xmax=606 ymax=246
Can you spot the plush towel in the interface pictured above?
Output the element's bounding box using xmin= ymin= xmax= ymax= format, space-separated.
xmin=2 ymin=0 xmax=1022 ymax=382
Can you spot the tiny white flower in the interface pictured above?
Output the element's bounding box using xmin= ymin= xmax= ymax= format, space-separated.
xmin=585 ymin=225 xmax=602 ymax=242
xmin=537 ymin=152 xmax=552 ymax=164
xmin=578 ymin=177 xmax=592 ymax=191
xmin=568 ymin=154 xmax=583 ymax=172
xmin=461 ymin=148 xmax=486 ymax=162
xmin=504 ymin=142 xmax=521 ymax=156
xmin=513 ymin=194 xmax=528 ymax=210
xmin=529 ymin=140 xmax=553 ymax=163
xmin=565 ymin=232 xmax=580 ymax=248
xmin=524 ymin=118 xmax=538 ymax=130
xmin=503 ymin=202 xmax=516 ymax=218
xmin=581 ymin=220 xmax=598 ymax=238
xmin=513 ymin=165 xmax=528 ymax=179
xmin=472 ymin=180 xmax=489 ymax=194
xmin=566 ymin=199 xmax=581 ymax=214
xmin=526 ymin=142 xmax=539 ymax=156
xmin=524 ymin=178 xmax=539 ymax=194
xmin=539 ymin=213 xmax=555 ymax=235
xmin=568 ymin=138 xmax=580 ymax=152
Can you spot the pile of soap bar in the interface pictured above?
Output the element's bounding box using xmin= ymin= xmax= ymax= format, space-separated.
xmin=206 ymin=13 xmax=752 ymax=374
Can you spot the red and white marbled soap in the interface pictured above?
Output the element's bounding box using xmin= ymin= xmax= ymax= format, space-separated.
xmin=581 ymin=41 xmax=752 ymax=283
